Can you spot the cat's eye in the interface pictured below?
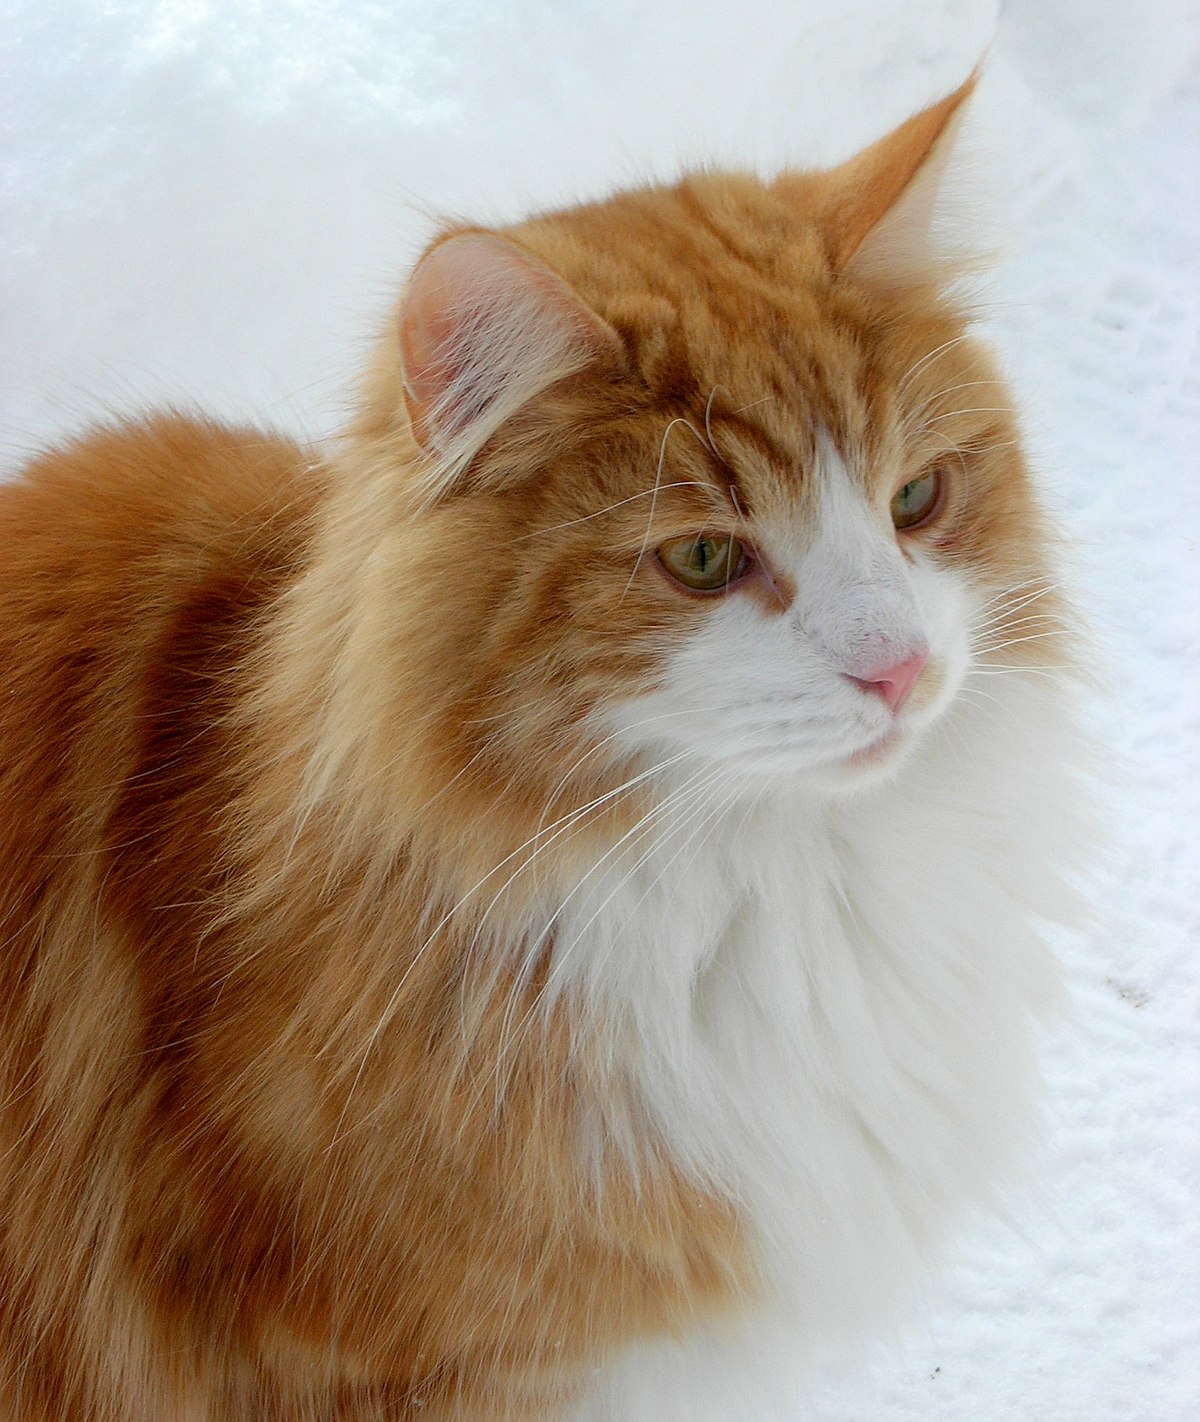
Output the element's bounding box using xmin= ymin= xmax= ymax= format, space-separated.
xmin=890 ymin=467 xmax=943 ymax=530
xmin=657 ymin=534 xmax=747 ymax=591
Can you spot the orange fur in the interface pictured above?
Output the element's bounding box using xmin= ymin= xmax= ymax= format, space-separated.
xmin=0 ymin=79 xmax=1065 ymax=1420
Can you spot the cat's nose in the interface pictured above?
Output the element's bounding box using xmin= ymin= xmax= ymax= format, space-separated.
xmin=848 ymin=649 xmax=929 ymax=715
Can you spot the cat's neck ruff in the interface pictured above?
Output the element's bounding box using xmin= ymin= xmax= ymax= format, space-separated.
xmin=552 ymin=668 xmax=1082 ymax=1352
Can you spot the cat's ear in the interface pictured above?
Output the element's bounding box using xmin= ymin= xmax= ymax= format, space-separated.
xmin=398 ymin=231 xmax=617 ymax=484
xmin=784 ymin=72 xmax=978 ymax=287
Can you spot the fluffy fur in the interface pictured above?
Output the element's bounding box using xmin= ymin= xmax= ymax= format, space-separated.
xmin=0 ymin=78 xmax=1088 ymax=1420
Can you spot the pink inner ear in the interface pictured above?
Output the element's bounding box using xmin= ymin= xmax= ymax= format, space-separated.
xmin=396 ymin=232 xmax=615 ymax=461
xmin=400 ymin=233 xmax=523 ymax=415
xmin=399 ymin=270 xmax=467 ymax=418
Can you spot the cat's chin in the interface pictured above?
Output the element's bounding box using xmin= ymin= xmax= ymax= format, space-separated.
xmin=846 ymin=726 xmax=905 ymax=767
xmin=818 ymin=662 xmax=962 ymax=792
xmin=800 ymin=723 xmax=924 ymax=795
xmin=690 ymin=730 xmax=920 ymax=799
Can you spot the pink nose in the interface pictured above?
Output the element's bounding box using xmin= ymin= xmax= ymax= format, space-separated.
xmin=849 ymin=650 xmax=928 ymax=715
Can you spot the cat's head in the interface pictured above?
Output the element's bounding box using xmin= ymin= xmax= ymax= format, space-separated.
xmin=344 ymin=76 xmax=1066 ymax=837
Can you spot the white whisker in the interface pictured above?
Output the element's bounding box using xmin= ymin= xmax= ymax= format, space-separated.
xmin=513 ymin=482 xmax=715 ymax=541
xmin=621 ymin=416 xmax=712 ymax=603
xmin=896 ymin=332 xmax=975 ymax=395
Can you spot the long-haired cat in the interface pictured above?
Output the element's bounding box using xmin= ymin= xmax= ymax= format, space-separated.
xmin=0 ymin=76 xmax=1087 ymax=1421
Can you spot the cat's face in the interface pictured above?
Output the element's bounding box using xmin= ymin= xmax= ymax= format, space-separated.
xmin=437 ymin=275 xmax=1041 ymax=801
xmin=601 ymin=424 xmax=974 ymax=793
xmin=347 ymin=83 xmax=1065 ymax=835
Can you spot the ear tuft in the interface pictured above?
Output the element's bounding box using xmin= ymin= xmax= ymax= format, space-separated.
xmin=781 ymin=71 xmax=979 ymax=287
xmin=398 ymin=231 xmax=614 ymax=494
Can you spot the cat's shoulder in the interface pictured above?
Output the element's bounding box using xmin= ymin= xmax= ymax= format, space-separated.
xmin=0 ymin=414 xmax=326 ymax=839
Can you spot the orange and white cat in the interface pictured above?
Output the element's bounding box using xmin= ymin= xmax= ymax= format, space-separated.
xmin=0 ymin=77 xmax=1087 ymax=1421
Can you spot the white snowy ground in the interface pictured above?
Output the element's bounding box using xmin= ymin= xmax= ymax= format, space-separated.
xmin=1 ymin=1 xmax=1196 ymax=1419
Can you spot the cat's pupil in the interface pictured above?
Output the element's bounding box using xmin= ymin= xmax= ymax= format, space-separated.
xmin=657 ymin=533 xmax=744 ymax=591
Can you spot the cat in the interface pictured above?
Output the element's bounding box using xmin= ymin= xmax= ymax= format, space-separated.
xmin=0 ymin=74 xmax=1089 ymax=1421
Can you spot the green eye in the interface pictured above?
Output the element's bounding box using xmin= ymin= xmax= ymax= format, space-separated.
xmin=658 ymin=533 xmax=746 ymax=591
xmin=890 ymin=467 xmax=943 ymax=530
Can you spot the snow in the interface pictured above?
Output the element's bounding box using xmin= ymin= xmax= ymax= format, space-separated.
xmin=1 ymin=1 xmax=1196 ymax=1418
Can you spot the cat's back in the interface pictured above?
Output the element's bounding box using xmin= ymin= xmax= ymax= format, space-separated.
xmin=0 ymin=416 xmax=326 ymax=1417
xmin=0 ymin=413 xmax=324 ymax=933
xmin=0 ymin=411 xmax=321 ymax=634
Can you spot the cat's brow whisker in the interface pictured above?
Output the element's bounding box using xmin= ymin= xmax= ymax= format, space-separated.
xmin=899 ymin=378 xmax=1004 ymax=441
xmin=958 ymin=435 xmax=1023 ymax=455
xmin=729 ymin=395 xmax=773 ymax=417
xmin=924 ymin=407 xmax=1013 ymax=425
xmin=512 ymin=482 xmax=713 ymax=541
xmin=896 ymin=333 xmax=974 ymax=395
xmin=621 ymin=416 xmax=711 ymax=603
xmin=703 ymin=385 xmax=727 ymax=458
xmin=725 ymin=474 xmax=747 ymax=594
xmin=923 ymin=428 xmax=970 ymax=482
xmin=917 ymin=377 xmax=1003 ymax=409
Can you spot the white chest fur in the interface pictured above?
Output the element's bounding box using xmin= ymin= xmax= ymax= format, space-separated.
xmin=557 ymin=678 xmax=1085 ymax=1420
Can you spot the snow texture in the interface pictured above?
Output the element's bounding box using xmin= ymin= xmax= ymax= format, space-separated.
xmin=1 ymin=1 xmax=1196 ymax=1418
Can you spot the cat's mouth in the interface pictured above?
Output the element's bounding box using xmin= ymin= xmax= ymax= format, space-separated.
xmin=840 ymin=657 xmax=952 ymax=774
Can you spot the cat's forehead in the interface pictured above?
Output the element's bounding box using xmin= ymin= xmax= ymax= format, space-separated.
xmin=513 ymin=176 xmax=934 ymax=497
xmin=614 ymin=290 xmax=907 ymax=522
